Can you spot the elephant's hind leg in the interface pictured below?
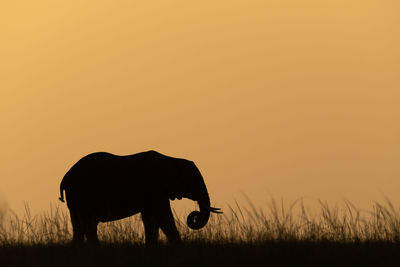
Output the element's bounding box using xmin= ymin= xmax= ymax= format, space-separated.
xmin=69 ymin=209 xmax=84 ymax=245
xmin=159 ymin=202 xmax=181 ymax=244
xmin=84 ymin=220 xmax=99 ymax=245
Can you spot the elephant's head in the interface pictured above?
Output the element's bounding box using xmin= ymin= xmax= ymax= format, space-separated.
xmin=168 ymin=159 xmax=222 ymax=230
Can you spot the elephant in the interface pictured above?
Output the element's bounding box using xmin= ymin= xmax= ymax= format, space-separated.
xmin=59 ymin=150 xmax=222 ymax=245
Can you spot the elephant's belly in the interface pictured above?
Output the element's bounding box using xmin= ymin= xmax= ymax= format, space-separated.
xmin=98 ymin=208 xmax=140 ymax=223
xmin=93 ymin=192 xmax=143 ymax=222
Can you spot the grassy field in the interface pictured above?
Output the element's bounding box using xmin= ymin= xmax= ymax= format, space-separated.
xmin=1 ymin=199 xmax=400 ymax=266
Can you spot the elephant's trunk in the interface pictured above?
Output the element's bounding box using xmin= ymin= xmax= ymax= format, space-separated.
xmin=185 ymin=163 xmax=222 ymax=229
xmin=187 ymin=197 xmax=211 ymax=230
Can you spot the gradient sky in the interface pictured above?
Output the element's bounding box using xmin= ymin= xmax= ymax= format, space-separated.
xmin=1 ymin=0 xmax=399 ymax=215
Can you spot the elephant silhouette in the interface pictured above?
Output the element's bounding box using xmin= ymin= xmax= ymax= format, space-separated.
xmin=59 ymin=150 xmax=222 ymax=245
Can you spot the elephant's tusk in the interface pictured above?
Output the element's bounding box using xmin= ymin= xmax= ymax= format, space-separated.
xmin=209 ymin=207 xmax=223 ymax=214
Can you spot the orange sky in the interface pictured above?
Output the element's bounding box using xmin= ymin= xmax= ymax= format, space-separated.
xmin=1 ymin=0 xmax=399 ymax=215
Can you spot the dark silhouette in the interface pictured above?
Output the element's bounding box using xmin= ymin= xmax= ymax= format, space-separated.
xmin=59 ymin=150 xmax=222 ymax=245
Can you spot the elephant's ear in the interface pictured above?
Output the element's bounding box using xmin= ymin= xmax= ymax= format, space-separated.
xmin=165 ymin=160 xmax=184 ymax=200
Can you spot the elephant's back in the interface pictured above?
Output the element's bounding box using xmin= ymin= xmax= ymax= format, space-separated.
xmin=63 ymin=152 xmax=119 ymax=178
xmin=70 ymin=150 xmax=166 ymax=168
xmin=60 ymin=151 xmax=166 ymax=197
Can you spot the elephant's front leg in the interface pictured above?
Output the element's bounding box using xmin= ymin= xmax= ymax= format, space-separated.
xmin=141 ymin=210 xmax=160 ymax=245
xmin=158 ymin=200 xmax=181 ymax=244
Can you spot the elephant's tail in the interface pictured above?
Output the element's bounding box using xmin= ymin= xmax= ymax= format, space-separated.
xmin=59 ymin=183 xmax=65 ymax=202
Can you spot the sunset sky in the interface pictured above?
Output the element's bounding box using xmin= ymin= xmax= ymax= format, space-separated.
xmin=1 ymin=0 xmax=399 ymax=215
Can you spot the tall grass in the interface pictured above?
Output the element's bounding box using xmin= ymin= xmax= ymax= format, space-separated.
xmin=1 ymin=198 xmax=400 ymax=245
